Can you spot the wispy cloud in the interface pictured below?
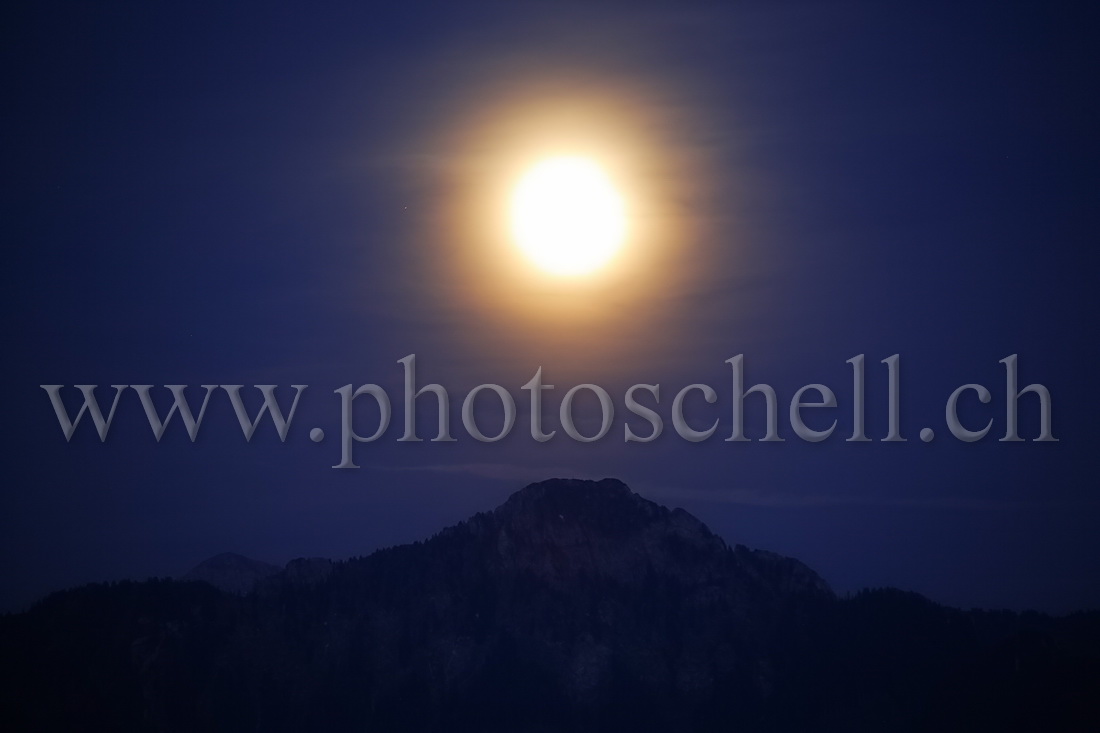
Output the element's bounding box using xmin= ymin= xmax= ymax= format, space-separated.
xmin=640 ymin=483 xmax=1100 ymax=512
xmin=386 ymin=462 xmax=606 ymax=484
xmin=389 ymin=462 xmax=1100 ymax=513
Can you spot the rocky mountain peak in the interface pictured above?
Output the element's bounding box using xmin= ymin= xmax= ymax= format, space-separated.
xmin=493 ymin=477 xmax=662 ymax=533
xmin=180 ymin=551 xmax=280 ymax=595
xmin=444 ymin=478 xmax=827 ymax=600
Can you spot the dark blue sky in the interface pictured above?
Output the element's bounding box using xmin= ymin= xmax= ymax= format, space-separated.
xmin=4 ymin=1 xmax=1098 ymax=613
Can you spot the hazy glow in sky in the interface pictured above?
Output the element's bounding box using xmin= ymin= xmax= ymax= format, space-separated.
xmin=5 ymin=1 xmax=1097 ymax=616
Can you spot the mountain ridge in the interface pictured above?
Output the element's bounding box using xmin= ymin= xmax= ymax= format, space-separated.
xmin=2 ymin=477 xmax=1097 ymax=732
xmin=181 ymin=551 xmax=281 ymax=595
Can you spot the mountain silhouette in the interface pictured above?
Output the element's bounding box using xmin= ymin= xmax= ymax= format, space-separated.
xmin=1 ymin=478 xmax=1097 ymax=732
xmin=181 ymin=552 xmax=281 ymax=595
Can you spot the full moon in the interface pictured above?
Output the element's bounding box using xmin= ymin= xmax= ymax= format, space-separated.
xmin=509 ymin=157 xmax=626 ymax=276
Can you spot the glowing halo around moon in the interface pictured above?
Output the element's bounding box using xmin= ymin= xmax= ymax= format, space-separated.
xmin=509 ymin=156 xmax=627 ymax=276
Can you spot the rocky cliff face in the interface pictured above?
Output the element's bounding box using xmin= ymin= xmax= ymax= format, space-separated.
xmin=1 ymin=478 xmax=1097 ymax=732
xmin=464 ymin=478 xmax=831 ymax=595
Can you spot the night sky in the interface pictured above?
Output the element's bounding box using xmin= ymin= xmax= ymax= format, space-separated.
xmin=5 ymin=2 xmax=1098 ymax=614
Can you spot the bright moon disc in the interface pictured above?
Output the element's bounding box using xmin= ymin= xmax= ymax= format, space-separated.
xmin=510 ymin=157 xmax=626 ymax=275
